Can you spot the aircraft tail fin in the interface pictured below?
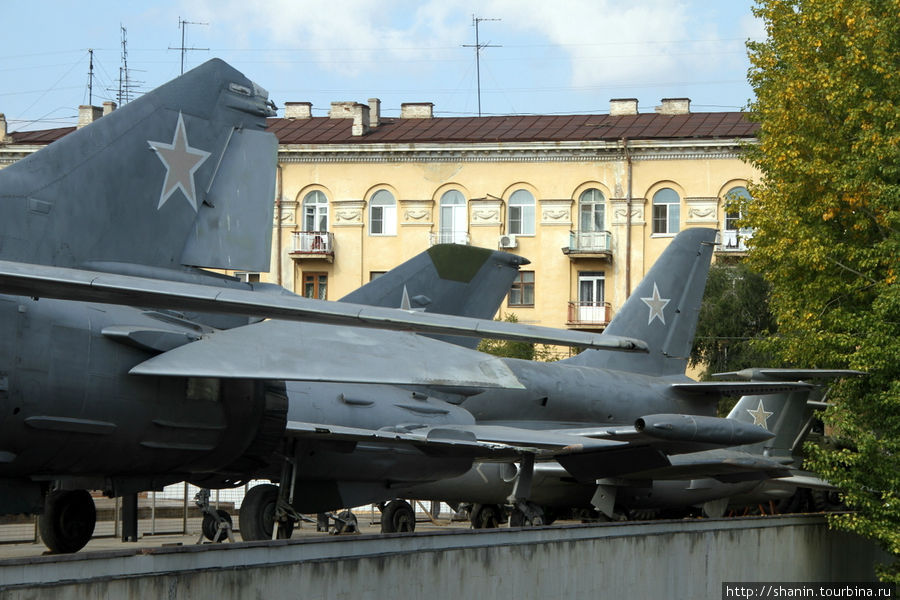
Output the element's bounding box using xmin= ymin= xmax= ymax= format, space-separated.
xmin=563 ymin=227 xmax=717 ymax=375
xmin=340 ymin=245 xmax=528 ymax=348
xmin=0 ymin=59 xmax=277 ymax=275
xmin=722 ymin=369 xmax=863 ymax=458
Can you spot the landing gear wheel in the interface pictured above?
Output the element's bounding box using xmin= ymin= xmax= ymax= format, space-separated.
xmin=470 ymin=503 xmax=502 ymax=529
xmin=39 ymin=489 xmax=96 ymax=554
xmin=381 ymin=500 xmax=416 ymax=533
xmin=509 ymin=503 xmax=544 ymax=527
xmin=239 ymin=484 xmax=293 ymax=541
xmin=202 ymin=509 xmax=233 ymax=542
xmin=331 ymin=510 xmax=358 ymax=535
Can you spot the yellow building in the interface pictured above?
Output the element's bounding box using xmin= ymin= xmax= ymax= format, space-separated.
xmin=266 ymin=97 xmax=757 ymax=334
xmin=0 ymin=98 xmax=758 ymax=337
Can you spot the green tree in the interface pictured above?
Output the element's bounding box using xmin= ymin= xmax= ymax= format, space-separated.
xmin=690 ymin=262 xmax=777 ymax=378
xmin=745 ymin=0 xmax=900 ymax=581
xmin=477 ymin=313 xmax=537 ymax=360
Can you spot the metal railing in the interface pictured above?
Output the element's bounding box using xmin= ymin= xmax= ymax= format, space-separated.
xmin=567 ymin=230 xmax=612 ymax=253
xmin=429 ymin=231 xmax=470 ymax=245
xmin=291 ymin=231 xmax=334 ymax=254
xmin=567 ymin=301 xmax=612 ymax=326
xmin=719 ymin=229 xmax=752 ymax=252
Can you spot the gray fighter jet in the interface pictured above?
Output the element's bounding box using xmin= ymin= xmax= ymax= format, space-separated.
xmin=0 ymin=59 xmax=650 ymax=552
xmin=400 ymin=369 xmax=860 ymax=525
xmin=225 ymin=228 xmax=812 ymax=538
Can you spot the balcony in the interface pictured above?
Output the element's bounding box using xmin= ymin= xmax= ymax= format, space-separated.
xmin=566 ymin=301 xmax=612 ymax=329
xmin=563 ymin=230 xmax=612 ymax=260
xmin=290 ymin=231 xmax=334 ymax=262
xmin=429 ymin=231 xmax=470 ymax=246
xmin=717 ymin=229 xmax=752 ymax=254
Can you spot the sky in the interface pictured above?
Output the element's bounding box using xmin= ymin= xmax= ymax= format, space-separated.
xmin=1 ymin=0 xmax=765 ymax=132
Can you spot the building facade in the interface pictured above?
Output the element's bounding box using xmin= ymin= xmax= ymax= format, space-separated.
xmin=0 ymin=97 xmax=758 ymax=339
xmin=267 ymin=97 xmax=757 ymax=337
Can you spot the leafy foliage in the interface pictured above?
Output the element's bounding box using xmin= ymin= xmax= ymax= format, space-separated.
xmin=477 ymin=313 xmax=539 ymax=360
xmin=745 ymin=0 xmax=900 ymax=581
xmin=690 ymin=262 xmax=778 ymax=414
xmin=690 ymin=262 xmax=777 ymax=378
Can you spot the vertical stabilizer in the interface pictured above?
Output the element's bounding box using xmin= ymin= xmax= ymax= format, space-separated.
xmin=340 ymin=245 xmax=528 ymax=348
xmin=564 ymin=227 xmax=717 ymax=375
xmin=722 ymin=369 xmax=864 ymax=458
xmin=0 ymin=59 xmax=277 ymax=275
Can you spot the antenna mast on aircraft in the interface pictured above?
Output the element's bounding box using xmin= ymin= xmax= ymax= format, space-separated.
xmin=463 ymin=15 xmax=501 ymax=117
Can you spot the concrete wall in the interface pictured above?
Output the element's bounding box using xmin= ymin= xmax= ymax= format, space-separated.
xmin=0 ymin=516 xmax=886 ymax=599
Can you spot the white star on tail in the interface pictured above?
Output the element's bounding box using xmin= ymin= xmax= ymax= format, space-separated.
xmin=640 ymin=283 xmax=670 ymax=325
xmin=746 ymin=399 xmax=774 ymax=429
xmin=148 ymin=112 xmax=211 ymax=211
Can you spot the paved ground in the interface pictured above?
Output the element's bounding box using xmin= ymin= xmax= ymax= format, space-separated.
xmin=0 ymin=515 xmax=472 ymax=561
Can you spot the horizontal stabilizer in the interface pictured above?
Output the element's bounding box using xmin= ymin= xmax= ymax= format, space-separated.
xmin=712 ymin=368 xmax=866 ymax=382
xmin=670 ymin=381 xmax=813 ymax=397
xmin=130 ymin=319 xmax=526 ymax=389
xmin=0 ymin=260 xmax=648 ymax=351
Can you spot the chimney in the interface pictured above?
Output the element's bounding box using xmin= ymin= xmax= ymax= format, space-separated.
xmin=352 ymin=104 xmax=370 ymax=136
xmin=368 ymin=98 xmax=381 ymax=128
xmin=0 ymin=114 xmax=9 ymax=143
xmin=610 ymin=98 xmax=638 ymax=116
xmin=284 ymin=102 xmax=312 ymax=119
xmin=77 ymin=105 xmax=102 ymax=129
xmin=329 ymin=101 xmax=357 ymax=118
xmin=400 ymin=102 xmax=433 ymax=119
xmin=657 ymin=98 xmax=691 ymax=115
xmin=103 ymin=101 xmax=117 ymax=116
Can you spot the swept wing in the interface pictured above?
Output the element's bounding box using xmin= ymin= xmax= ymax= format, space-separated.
xmin=0 ymin=260 xmax=647 ymax=352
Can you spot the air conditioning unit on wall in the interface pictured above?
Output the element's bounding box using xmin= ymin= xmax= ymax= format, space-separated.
xmin=498 ymin=234 xmax=518 ymax=249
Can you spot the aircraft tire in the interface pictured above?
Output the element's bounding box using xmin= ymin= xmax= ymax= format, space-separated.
xmin=380 ymin=500 xmax=416 ymax=533
xmin=201 ymin=509 xmax=232 ymax=542
xmin=39 ymin=489 xmax=96 ymax=554
xmin=332 ymin=510 xmax=358 ymax=534
xmin=470 ymin=503 xmax=502 ymax=529
xmin=239 ymin=484 xmax=293 ymax=541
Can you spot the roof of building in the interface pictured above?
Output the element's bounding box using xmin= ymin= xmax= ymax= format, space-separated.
xmin=268 ymin=111 xmax=758 ymax=145
xmin=10 ymin=126 xmax=76 ymax=144
xmin=4 ymin=111 xmax=757 ymax=148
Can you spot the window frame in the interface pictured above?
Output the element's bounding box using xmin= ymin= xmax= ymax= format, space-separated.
xmin=651 ymin=188 xmax=681 ymax=235
xmin=302 ymin=190 xmax=329 ymax=232
xmin=508 ymin=270 xmax=535 ymax=307
xmin=368 ymin=189 xmax=397 ymax=236
xmin=508 ymin=189 xmax=536 ymax=236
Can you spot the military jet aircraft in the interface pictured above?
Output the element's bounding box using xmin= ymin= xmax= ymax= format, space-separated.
xmin=0 ymin=59 xmax=650 ymax=552
xmin=381 ymin=228 xmax=823 ymax=528
xmin=219 ymin=228 xmax=813 ymax=538
xmin=0 ymin=59 xmax=806 ymax=552
xmin=400 ymin=369 xmax=860 ymax=526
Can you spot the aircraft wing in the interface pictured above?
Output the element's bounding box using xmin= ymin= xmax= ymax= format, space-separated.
xmin=281 ymin=414 xmax=779 ymax=483
xmin=617 ymin=450 xmax=792 ymax=483
xmin=131 ymin=319 xmax=527 ymax=389
xmin=669 ymin=381 xmax=814 ymax=397
xmin=0 ymin=260 xmax=647 ymax=352
xmin=282 ymin=420 xmax=624 ymax=460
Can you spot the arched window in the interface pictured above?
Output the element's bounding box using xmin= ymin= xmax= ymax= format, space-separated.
xmin=439 ymin=190 xmax=467 ymax=244
xmin=651 ymin=188 xmax=680 ymax=234
xmin=302 ymin=190 xmax=328 ymax=232
xmin=508 ymin=189 xmax=535 ymax=235
xmin=579 ymin=188 xmax=605 ymax=233
xmin=369 ymin=189 xmax=396 ymax=235
xmin=723 ymin=186 xmax=751 ymax=232
xmin=723 ymin=186 xmax=752 ymax=250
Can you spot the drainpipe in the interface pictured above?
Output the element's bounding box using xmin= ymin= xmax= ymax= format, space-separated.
xmin=275 ymin=164 xmax=283 ymax=286
xmin=623 ymin=138 xmax=633 ymax=298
